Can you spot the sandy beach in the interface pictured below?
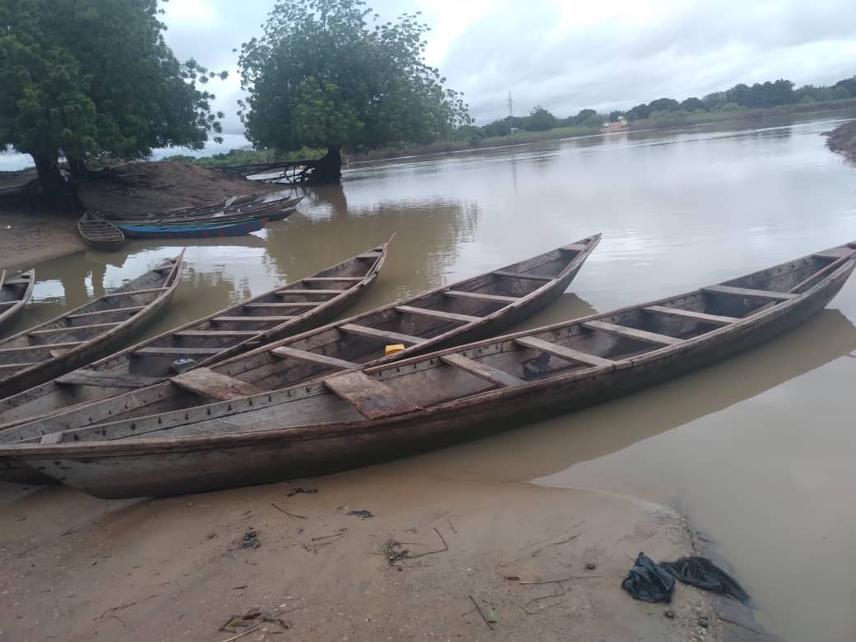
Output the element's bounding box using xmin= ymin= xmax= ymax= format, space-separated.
xmin=0 ymin=467 xmax=731 ymax=642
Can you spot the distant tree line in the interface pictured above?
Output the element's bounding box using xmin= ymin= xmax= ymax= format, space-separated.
xmin=469 ymin=75 xmax=856 ymax=139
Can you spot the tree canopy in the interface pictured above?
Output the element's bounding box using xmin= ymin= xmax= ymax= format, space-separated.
xmin=0 ymin=0 xmax=225 ymax=188
xmin=237 ymin=0 xmax=471 ymax=182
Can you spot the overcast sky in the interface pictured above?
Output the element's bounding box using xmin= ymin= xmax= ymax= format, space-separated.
xmin=162 ymin=0 xmax=856 ymax=134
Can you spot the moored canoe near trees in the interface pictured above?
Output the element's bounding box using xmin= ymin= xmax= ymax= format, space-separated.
xmin=0 ymin=269 xmax=36 ymax=330
xmin=1 ymin=241 xmax=852 ymax=498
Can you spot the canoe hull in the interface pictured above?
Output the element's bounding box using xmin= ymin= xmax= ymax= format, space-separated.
xmin=118 ymin=219 xmax=264 ymax=239
xmin=20 ymin=259 xmax=853 ymax=499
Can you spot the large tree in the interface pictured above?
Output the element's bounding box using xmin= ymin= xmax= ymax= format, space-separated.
xmin=238 ymin=0 xmax=471 ymax=183
xmin=0 ymin=0 xmax=225 ymax=191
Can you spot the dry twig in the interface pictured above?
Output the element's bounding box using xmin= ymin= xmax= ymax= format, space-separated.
xmin=468 ymin=595 xmax=495 ymax=630
xmin=271 ymin=502 xmax=306 ymax=520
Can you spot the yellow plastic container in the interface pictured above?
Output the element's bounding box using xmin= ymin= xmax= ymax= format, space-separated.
xmin=385 ymin=343 xmax=406 ymax=356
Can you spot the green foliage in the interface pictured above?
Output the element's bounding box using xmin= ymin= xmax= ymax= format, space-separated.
xmin=523 ymin=106 xmax=558 ymax=131
xmin=0 ymin=0 xmax=224 ymax=175
xmin=237 ymin=0 xmax=471 ymax=152
xmin=165 ymin=146 xmax=324 ymax=167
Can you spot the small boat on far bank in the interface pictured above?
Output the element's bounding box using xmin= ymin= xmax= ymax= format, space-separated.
xmin=78 ymin=213 xmax=125 ymax=250
xmin=115 ymin=217 xmax=266 ymax=239
xmin=0 ymin=269 xmax=35 ymax=330
xmin=3 ymin=239 xmax=853 ymax=499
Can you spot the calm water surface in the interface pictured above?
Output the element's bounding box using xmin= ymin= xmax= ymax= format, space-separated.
xmin=6 ymin=117 xmax=856 ymax=642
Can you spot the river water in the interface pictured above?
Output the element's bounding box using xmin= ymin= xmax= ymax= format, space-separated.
xmin=5 ymin=116 xmax=856 ymax=641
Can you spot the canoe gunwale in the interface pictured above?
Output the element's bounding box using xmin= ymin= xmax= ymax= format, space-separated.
xmin=15 ymin=247 xmax=854 ymax=460
xmin=0 ymin=269 xmax=35 ymax=328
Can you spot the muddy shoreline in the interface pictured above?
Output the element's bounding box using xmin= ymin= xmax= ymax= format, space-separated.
xmin=0 ymin=471 xmax=737 ymax=641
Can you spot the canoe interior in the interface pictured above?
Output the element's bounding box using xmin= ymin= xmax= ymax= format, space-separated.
xmin=107 ymin=195 xmax=301 ymax=224
xmin=15 ymin=241 xmax=854 ymax=449
xmin=0 ymin=237 xmax=599 ymax=439
xmin=0 ymin=242 xmax=389 ymax=433
xmin=0 ymin=255 xmax=181 ymax=388
xmin=78 ymin=213 xmax=125 ymax=249
xmin=0 ymin=269 xmax=35 ymax=327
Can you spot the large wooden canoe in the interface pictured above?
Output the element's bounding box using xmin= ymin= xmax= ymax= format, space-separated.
xmin=78 ymin=213 xmax=125 ymax=250
xmin=116 ymin=218 xmax=266 ymax=239
xmin=110 ymin=196 xmax=302 ymax=225
xmin=0 ymin=254 xmax=183 ymax=398
xmin=0 ymin=241 xmax=390 ymax=430
xmin=3 ymin=240 xmax=853 ymax=499
xmin=0 ymin=235 xmax=600 ymax=445
xmin=0 ymin=269 xmax=35 ymax=330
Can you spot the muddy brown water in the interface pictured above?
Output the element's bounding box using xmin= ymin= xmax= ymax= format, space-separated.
xmin=4 ymin=116 xmax=856 ymax=642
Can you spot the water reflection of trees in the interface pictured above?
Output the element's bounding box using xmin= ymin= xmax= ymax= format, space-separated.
xmin=266 ymin=185 xmax=480 ymax=299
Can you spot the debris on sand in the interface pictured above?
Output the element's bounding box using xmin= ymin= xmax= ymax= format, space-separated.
xmin=287 ymin=487 xmax=318 ymax=497
xmin=237 ymin=528 xmax=260 ymax=550
xmin=347 ymin=509 xmax=374 ymax=519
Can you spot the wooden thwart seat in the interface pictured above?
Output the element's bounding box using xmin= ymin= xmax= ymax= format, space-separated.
xmin=440 ymin=353 xmax=523 ymax=387
xmin=174 ymin=330 xmax=258 ymax=338
xmin=0 ymin=340 xmax=81 ymax=354
xmin=560 ymin=243 xmax=588 ymax=252
xmin=57 ymin=369 xmax=162 ymax=388
xmin=105 ymin=287 xmax=168 ymax=298
xmin=395 ymin=305 xmax=480 ymax=324
xmin=493 ymin=270 xmax=552 ymax=282
xmin=275 ymin=289 xmax=344 ymax=296
xmin=172 ymin=367 xmax=264 ymax=401
xmin=270 ymin=346 xmax=359 ymax=370
xmin=644 ymin=305 xmax=738 ymax=326
xmin=301 ymin=277 xmax=364 ymax=282
xmin=67 ymin=305 xmax=144 ymax=320
xmin=515 ymin=336 xmax=615 ymax=367
xmin=583 ymin=320 xmax=682 ymax=346
xmin=339 ymin=323 xmax=424 ymax=346
xmin=702 ymin=285 xmax=797 ymax=301
xmin=0 ymin=362 xmax=34 ymax=371
xmin=213 ymin=316 xmax=296 ymax=323
xmin=28 ymin=321 xmax=120 ymax=335
xmin=324 ymin=371 xmax=421 ymax=419
xmin=814 ymin=247 xmax=856 ymax=260
xmin=242 ymin=302 xmax=317 ymax=309
xmin=443 ymin=290 xmax=517 ymax=303
xmin=134 ymin=346 xmax=223 ymax=356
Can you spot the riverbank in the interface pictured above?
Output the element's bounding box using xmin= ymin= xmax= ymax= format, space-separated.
xmin=825 ymin=118 xmax=856 ymax=163
xmin=0 ymin=469 xmax=735 ymax=641
xmin=0 ymin=211 xmax=85 ymax=271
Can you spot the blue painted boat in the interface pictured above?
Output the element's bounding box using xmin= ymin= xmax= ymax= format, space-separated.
xmin=116 ymin=217 xmax=266 ymax=239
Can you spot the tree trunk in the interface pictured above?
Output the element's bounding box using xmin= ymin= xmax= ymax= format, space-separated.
xmin=67 ymin=158 xmax=88 ymax=181
xmin=33 ymin=154 xmax=65 ymax=193
xmin=308 ymin=145 xmax=343 ymax=184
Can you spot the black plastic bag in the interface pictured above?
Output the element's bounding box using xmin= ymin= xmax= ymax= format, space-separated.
xmin=621 ymin=552 xmax=676 ymax=603
xmin=660 ymin=556 xmax=750 ymax=603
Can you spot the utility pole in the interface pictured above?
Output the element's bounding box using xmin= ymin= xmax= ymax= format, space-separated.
xmin=507 ymin=91 xmax=514 ymax=134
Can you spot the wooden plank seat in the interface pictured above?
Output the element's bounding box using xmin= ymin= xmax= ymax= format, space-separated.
xmin=242 ymin=302 xmax=317 ymax=309
xmin=270 ymin=346 xmax=359 ymax=370
xmin=813 ymin=248 xmax=856 ymax=260
xmin=339 ymin=323 xmax=425 ymax=346
xmin=300 ymin=277 xmax=364 ymax=282
xmin=0 ymin=301 xmax=18 ymax=308
xmin=0 ymin=362 xmax=35 ymax=371
xmin=395 ymin=305 xmax=480 ymax=324
xmin=515 ymin=336 xmax=615 ymax=367
xmin=0 ymin=340 xmax=82 ymax=354
xmin=440 ymin=353 xmax=523 ymax=387
xmin=174 ymin=330 xmax=259 ymax=338
xmin=583 ymin=320 xmax=682 ymax=346
xmin=493 ymin=270 xmax=552 ymax=282
xmin=67 ymin=305 xmax=144 ymax=319
xmin=56 ymin=370 xmax=162 ymax=388
xmin=274 ymin=289 xmax=344 ymax=296
xmin=560 ymin=243 xmax=588 ymax=252
xmin=104 ymin=287 xmax=168 ymax=298
xmin=213 ymin=316 xmax=296 ymax=323
xmin=324 ymin=371 xmax=421 ymax=419
xmin=28 ymin=321 xmax=121 ymax=335
xmin=133 ymin=346 xmax=223 ymax=357
xmin=172 ymin=367 xmax=264 ymax=401
xmin=443 ymin=290 xmax=517 ymax=303
xmin=702 ymin=285 xmax=798 ymax=301
xmin=643 ymin=305 xmax=739 ymax=326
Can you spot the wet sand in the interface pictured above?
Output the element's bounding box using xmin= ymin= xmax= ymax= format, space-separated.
xmin=0 ymin=212 xmax=84 ymax=271
xmin=0 ymin=472 xmax=726 ymax=642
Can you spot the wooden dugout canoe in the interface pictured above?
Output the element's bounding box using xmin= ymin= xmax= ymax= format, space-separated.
xmin=116 ymin=217 xmax=266 ymax=239
xmin=3 ymin=240 xmax=853 ymax=499
xmin=0 ymin=269 xmax=35 ymax=330
xmin=78 ymin=213 xmax=125 ymax=250
xmin=110 ymin=196 xmax=302 ymax=225
xmin=0 ymin=234 xmax=601 ymax=449
xmin=0 ymin=254 xmax=183 ymax=399
xmin=0 ymin=241 xmax=391 ymax=431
